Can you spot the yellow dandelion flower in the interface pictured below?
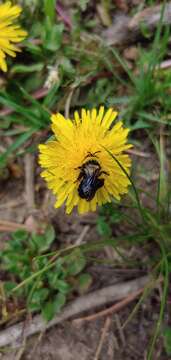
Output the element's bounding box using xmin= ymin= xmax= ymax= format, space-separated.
xmin=0 ymin=1 xmax=27 ymax=72
xmin=39 ymin=107 xmax=132 ymax=214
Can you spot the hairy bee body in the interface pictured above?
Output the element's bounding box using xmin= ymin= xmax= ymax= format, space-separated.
xmin=77 ymin=159 xmax=105 ymax=201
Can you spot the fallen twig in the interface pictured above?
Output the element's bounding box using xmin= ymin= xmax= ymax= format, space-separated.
xmin=94 ymin=317 xmax=111 ymax=360
xmin=0 ymin=276 xmax=149 ymax=348
xmin=56 ymin=1 xmax=72 ymax=29
xmin=0 ymin=220 xmax=27 ymax=232
xmin=15 ymin=337 xmax=26 ymax=360
xmin=0 ymin=199 xmax=25 ymax=209
xmin=114 ymin=314 xmax=125 ymax=346
xmin=73 ymin=287 xmax=143 ymax=323
xmin=0 ymin=219 xmax=41 ymax=233
xmin=126 ymin=149 xmax=150 ymax=158
xmin=64 ymin=89 xmax=74 ymax=119
xmin=75 ymin=225 xmax=90 ymax=245
xmin=24 ymin=153 xmax=35 ymax=210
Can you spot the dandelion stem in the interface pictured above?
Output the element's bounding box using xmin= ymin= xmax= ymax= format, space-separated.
xmin=102 ymin=146 xmax=146 ymax=223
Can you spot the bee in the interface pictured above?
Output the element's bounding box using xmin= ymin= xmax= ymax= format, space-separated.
xmin=76 ymin=152 xmax=108 ymax=201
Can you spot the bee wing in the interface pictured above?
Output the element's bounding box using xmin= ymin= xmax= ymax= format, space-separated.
xmin=83 ymin=174 xmax=96 ymax=189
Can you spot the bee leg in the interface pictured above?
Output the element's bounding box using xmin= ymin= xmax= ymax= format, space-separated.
xmin=96 ymin=178 xmax=104 ymax=189
xmin=84 ymin=152 xmax=93 ymax=159
xmin=93 ymin=151 xmax=101 ymax=156
xmin=85 ymin=151 xmax=101 ymax=159
xmin=99 ymin=170 xmax=109 ymax=176
xmin=74 ymin=169 xmax=84 ymax=183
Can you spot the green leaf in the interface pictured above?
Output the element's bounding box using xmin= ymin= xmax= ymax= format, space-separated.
xmin=3 ymin=252 xmax=29 ymax=269
xmin=31 ymin=225 xmax=55 ymax=253
xmin=11 ymin=63 xmax=44 ymax=74
xmin=41 ymin=293 xmax=66 ymax=322
xmin=77 ymin=273 xmax=92 ymax=294
xmin=163 ymin=327 xmax=171 ymax=355
xmin=31 ymin=234 xmax=45 ymax=251
xmin=47 ymin=272 xmax=59 ymax=288
xmin=29 ymin=238 xmax=39 ymax=253
xmin=25 ymin=41 xmax=42 ymax=56
xmin=7 ymin=239 xmax=24 ymax=252
xmin=33 ymin=288 xmax=49 ymax=302
xmin=53 ymin=293 xmax=66 ymax=312
xmin=55 ymin=257 xmax=64 ymax=271
xmin=0 ymin=117 xmax=11 ymax=129
xmin=66 ymin=249 xmax=86 ymax=275
xmin=140 ymin=21 xmax=152 ymax=39
xmin=47 ymin=260 xmax=68 ymax=290
xmin=55 ymin=279 xmax=71 ymax=294
xmin=44 ymin=224 xmax=56 ymax=247
xmin=34 ymin=255 xmax=49 ymax=270
xmin=28 ymin=302 xmax=41 ymax=312
xmin=130 ymin=119 xmax=151 ymax=130
xmin=29 ymin=288 xmax=49 ymax=312
xmin=59 ymin=58 xmax=76 ymax=76
xmin=43 ymin=83 xmax=60 ymax=108
xmin=43 ymin=19 xmax=64 ymax=51
xmin=44 ymin=0 xmax=56 ymax=23
xmin=11 ymin=229 xmax=29 ymax=242
xmin=79 ymin=0 xmax=90 ymax=11
xmin=4 ymin=281 xmax=17 ymax=295
xmin=97 ymin=216 xmax=111 ymax=237
xmin=41 ymin=301 xmax=55 ymax=321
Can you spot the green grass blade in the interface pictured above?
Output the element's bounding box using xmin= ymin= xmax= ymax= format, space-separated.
xmin=108 ymin=47 xmax=136 ymax=86
xmin=147 ymin=241 xmax=169 ymax=359
xmin=102 ymin=146 xmax=146 ymax=223
xmin=0 ymin=93 xmax=43 ymax=128
xmin=0 ymin=128 xmax=36 ymax=167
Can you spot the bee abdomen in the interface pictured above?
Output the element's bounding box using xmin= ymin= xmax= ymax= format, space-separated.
xmin=78 ymin=177 xmax=104 ymax=201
